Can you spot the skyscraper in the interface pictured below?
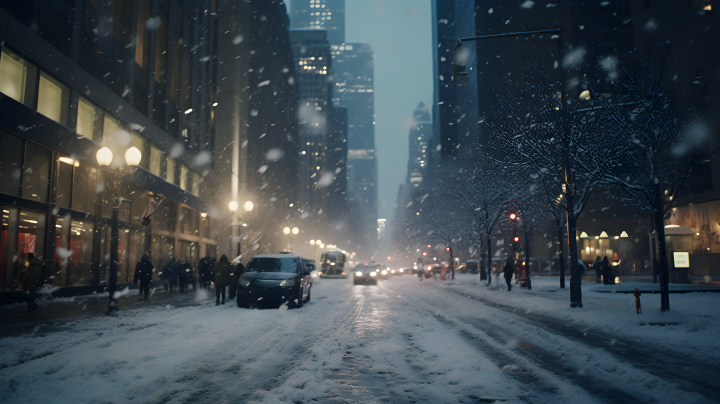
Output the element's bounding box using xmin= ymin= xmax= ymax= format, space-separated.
xmin=288 ymin=0 xmax=346 ymax=46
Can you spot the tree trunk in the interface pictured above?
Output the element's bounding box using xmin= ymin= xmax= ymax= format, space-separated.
xmin=523 ymin=219 xmax=532 ymax=290
xmin=486 ymin=234 xmax=493 ymax=285
xmin=654 ymin=207 xmax=671 ymax=311
xmin=567 ymin=211 xmax=582 ymax=307
xmin=558 ymin=222 xmax=565 ymax=288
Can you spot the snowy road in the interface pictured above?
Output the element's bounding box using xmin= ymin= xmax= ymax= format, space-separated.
xmin=1 ymin=276 xmax=718 ymax=404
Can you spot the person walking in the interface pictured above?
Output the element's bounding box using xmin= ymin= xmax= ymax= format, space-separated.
xmin=503 ymin=257 xmax=514 ymax=292
xmin=161 ymin=258 xmax=179 ymax=295
xmin=198 ymin=257 xmax=209 ymax=289
xmin=602 ymin=256 xmax=614 ymax=285
xmin=20 ymin=254 xmax=43 ymax=312
xmin=592 ymin=256 xmax=603 ymax=283
xmin=228 ymin=258 xmax=245 ymax=300
xmin=133 ymin=255 xmax=154 ymax=301
xmin=213 ymin=255 xmax=233 ymax=305
xmin=178 ymin=258 xmax=195 ymax=293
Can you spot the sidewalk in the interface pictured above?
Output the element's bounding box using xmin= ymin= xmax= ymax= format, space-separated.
xmin=0 ymin=286 xmax=217 ymax=339
xmin=436 ymin=274 xmax=720 ymax=366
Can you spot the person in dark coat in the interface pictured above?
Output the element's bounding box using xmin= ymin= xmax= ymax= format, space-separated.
xmin=592 ymin=256 xmax=603 ymax=283
xmin=228 ymin=259 xmax=245 ymax=300
xmin=503 ymin=257 xmax=514 ymax=291
xmin=20 ymin=254 xmax=44 ymax=312
xmin=198 ymin=257 xmax=208 ymax=289
xmin=602 ymin=256 xmax=613 ymax=285
xmin=133 ymin=255 xmax=154 ymax=301
xmin=178 ymin=258 xmax=195 ymax=293
xmin=160 ymin=258 xmax=179 ymax=295
xmin=213 ymin=255 xmax=233 ymax=305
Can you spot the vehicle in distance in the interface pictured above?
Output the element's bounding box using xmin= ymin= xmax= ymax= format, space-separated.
xmin=465 ymin=259 xmax=480 ymax=274
xmin=377 ymin=265 xmax=390 ymax=280
xmin=319 ymin=250 xmax=347 ymax=278
xmin=353 ymin=263 xmax=378 ymax=285
xmin=237 ymin=254 xmax=313 ymax=308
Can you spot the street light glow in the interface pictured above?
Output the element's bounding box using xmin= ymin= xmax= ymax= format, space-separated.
xmin=244 ymin=201 xmax=254 ymax=212
xmin=292 ymin=227 xmax=299 ymax=235
xmin=310 ymin=240 xmax=315 ymax=245
xmin=96 ymin=147 xmax=113 ymax=166
xmin=125 ymin=147 xmax=142 ymax=166
xmin=283 ymin=227 xmax=291 ymax=234
xmin=229 ymin=201 xmax=238 ymax=212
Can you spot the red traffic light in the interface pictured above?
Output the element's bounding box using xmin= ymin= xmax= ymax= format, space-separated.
xmin=446 ymin=247 xmax=450 ymax=251
xmin=422 ymin=252 xmax=427 ymax=256
xmin=509 ymin=213 xmax=517 ymax=220
xmin=514 ymin=236 xmax=520 ymax=242
xmin=427 ymin=244 xmax=431 ymax=248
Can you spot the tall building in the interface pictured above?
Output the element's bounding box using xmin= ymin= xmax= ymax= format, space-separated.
xmin=407 ymin=102 xmax=433 ymax=190
xmin=0 ymin=0 xmax=301 ymax=295
xmin=288 ymin=0 xmax=345 ymax=46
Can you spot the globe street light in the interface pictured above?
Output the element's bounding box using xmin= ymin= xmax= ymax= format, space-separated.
xmin=96 ymin=145 xmax=142 ymax=315
xmin=292 ymin=227 xmax=299 ymax=235
xmin=229 ymin=201 xmax=238 ymax=212
xmin=283 ymin=227 xmax=291 ymax=235
xmin=244 ymin=201 xmax=254 ymax=212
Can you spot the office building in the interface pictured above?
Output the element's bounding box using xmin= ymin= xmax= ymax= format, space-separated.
xmin=288 ymin=0 xmax=345 ymax=46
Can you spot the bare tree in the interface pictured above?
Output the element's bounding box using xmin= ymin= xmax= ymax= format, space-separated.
xmin=588 ymin=38 xmax=718 ymax=311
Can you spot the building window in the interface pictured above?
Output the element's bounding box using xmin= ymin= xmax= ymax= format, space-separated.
xmin=135 ymin=0 xmax=151 ymax=69
xmin=103 ymin=115 xmax=121 ymax=143
xmin=149 ymin=145 xmax=164 ymax=177
xmin=55 ymin=155 xmax=75 ymax=208
xmin=180 ymin=164 xmax=189 ymax=191
xmin=77 ymin=97 xmax=104 ymax=141
xmin=0 ymin=132 xmax=23 ymax=196
xmin=130 ymin=131 xmax=147 ymax=168
xmin=22 ymin=142 xmax=51 ymax=203
xmin=37 ymin=71 xmax=69 ymax=125
xmin=192 ymin=172 xmax=200 ymax=196
xmin=170 ymin=36 xmax=181 ymax=102
xmin=166 ymin=158 xmax=175 ymax=184
xmin=154 ymin=8 xmax=168 ymax=88
xmin=0 ymin=47 xmax=37 ymax=107
xmin=71 ymin=163 xmax=98 ymax=213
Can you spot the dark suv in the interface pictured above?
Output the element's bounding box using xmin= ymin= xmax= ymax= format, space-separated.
xmin=237 ymin=254 xmax=313 ymax=308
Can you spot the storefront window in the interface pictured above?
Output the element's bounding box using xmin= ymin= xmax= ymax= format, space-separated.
xmin=0 ymin=132 xmax=23 ymax=196
xmin=37 ymin=71 xmax=69 ymax=125
xmin=1 ymin=207 xmax=19 ymax=291
xmin=150 ymin=235 xmax=174 ymax=272
xmin=0 ymin=47 xmax=37 ymax=107
xmin=77 ymin=97 xmax=104 ymax=141
xmin=129 ymin=228 xmax=146 ymax=279
xmin=149 ymin=145 xmax=163 ymax=177
xmin=67 ymin=218 xmax=93 ymax=286
xmin=72 ymin=163 xmax=98 ymax=213
xmin=131 ymin=188 xmax=150 ymax=224
xmin=55 ymin=156 xmax=75 ymax=208
xmin=53 ymin=214 xmax=70 ymax=287
xmin=22 ymin=142 xmax=50 ymax=203
xmin=17 ymin=209 xmax=46 ymax=285
xmin=178 ymin=240 xmax=198 ymax=269
xmin=179 ymin=206 xmax=199 ymax=236
xmin=153 ymin=199 xmax=176 ymax=232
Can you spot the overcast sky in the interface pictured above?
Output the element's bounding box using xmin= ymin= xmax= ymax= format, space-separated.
xmin=285 ymin=0 xmax=434 ymax=222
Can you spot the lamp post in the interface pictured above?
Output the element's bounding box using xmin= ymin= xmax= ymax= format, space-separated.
xmin=452 ymin=26 xmax=576 ymax=305
xmin=229 ymin=200 xmax=253 ymax=259
xmin=96 ymin=146 xmax=141 ymax=315
xmin=310 ymin=239 xmax=320 ymax=261
xmin=283 ymin=226 xmax=299 ymax=252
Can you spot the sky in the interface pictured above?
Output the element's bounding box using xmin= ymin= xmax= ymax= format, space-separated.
xmin=344 ymin=0 xmax=434 ymax=222
xmin=285 ymin=0 xmax=435 ymax=222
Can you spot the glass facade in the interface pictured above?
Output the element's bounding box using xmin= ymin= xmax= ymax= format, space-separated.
xmin=22 ymin=142 xmax=51 ymax=203
xmin=0 ymin=133 xmax=22 ymax=196
xmin=0 ymin=47 xmax=37 ymax=107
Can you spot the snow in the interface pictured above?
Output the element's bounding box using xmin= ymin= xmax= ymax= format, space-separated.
xmin=1 ymin=276 xmax=717 ymax=403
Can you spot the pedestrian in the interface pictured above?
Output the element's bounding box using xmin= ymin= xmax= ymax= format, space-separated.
xmin=19 ymin=253 xmax=43 ymax=312
xmin=602 ymin=256 xmax=614 ymax=285
xmin=178 ymin=258 xmax=195 ymax=293
xmin=503 ymin=257 xmax=514 ymax=291
xmin=592 ymin=256 xmax=603 ymax=283
xmin=228 ymin=257 xmax=245 ymax=300
xmin=213 ymin=254 xmax=233 ymax=305
xmin=198 ymin=257 xmax=208 ymax=289
xmin=133 ymin=255 xmax=154 ymax=301
xmin=160 ymin=258 xmax=179 ymax=295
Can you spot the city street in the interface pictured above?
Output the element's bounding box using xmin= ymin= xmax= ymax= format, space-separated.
xmin=2 ymin=275 xmax=718 ymax=403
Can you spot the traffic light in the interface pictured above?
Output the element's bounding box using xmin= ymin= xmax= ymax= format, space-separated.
xmin=422 ymin=252 xmax=427 ymax=256
xmin=514 ymin=236 xmax=520 ymax=242
xmin=427 ymin=244 xmax=431 ymax=248
xmin=509 ymin=213 xmax=517 ymax=221
xmin=446 ymin=247 xmax=450 ymax=251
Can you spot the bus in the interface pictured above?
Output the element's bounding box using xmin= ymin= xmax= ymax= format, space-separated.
xmin=319 ymin=250 xmax=347 ymax=278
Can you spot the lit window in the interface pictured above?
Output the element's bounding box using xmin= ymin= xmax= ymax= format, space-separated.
xmin=149 ymin=145 xmax=164 ymax=177
xmin=77 ymin=97 xmax=103 ymax=141
xmin=192 ymin=172 xmax=200 ymax=196
xmin=37 ymin=72 xmax=69 ymax=124
xmin=103 ymin=115 xmax=120 ymax=143
xmin=180 ymin=164 xmax=189 ymax=191
xmin=0 ymin=47 xmax=37 ymax=106
xmin=166 ymin=158 xmax=175 ymax=184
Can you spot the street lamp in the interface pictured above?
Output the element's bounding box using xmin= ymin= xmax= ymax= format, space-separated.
xmin=96 ymin=145 xmax=141 ymax=315
xmin=230 ymin=200 xmax=253 ymax=258
xmin=283 ymin=227 xmax=299 ymax=251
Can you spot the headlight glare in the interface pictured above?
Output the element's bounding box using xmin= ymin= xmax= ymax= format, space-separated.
xmin=355 ymin=271 xmax=363 ymax=276
xmin=370 ymin=272 xmax=377 ymax=276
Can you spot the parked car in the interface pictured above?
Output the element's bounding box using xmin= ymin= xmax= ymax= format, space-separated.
xmin=303 ymin=258 xmax=320 ymax=285
xmin=237 ymin=254 xmax=313 ymax=309
xmin=353 ymin=263 xmax=378 ymax=285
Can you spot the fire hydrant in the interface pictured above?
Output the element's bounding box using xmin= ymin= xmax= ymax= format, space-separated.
xmin=634 ymin=287 xmax=642 ymax=315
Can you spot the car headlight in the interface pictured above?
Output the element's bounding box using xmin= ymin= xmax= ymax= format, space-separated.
xmin=330 ymin=262 xmax=335 ymax=265
xmin=370 ymin=272 xmax=377 ymax=276
xmin=399 ymin=268 xmax=404 ymax=272
xmin=279 ymin=279 xmax=295 ymax=287
xmin=381 ymin=270 xmax=387 ymax=275
xmin=239 ymin=278 xmax=250 ymax=287
xmin=341 ymin=272 xmax=346 ymax=275
xmin=356 ymin=271 xmax=363 ymax=276
xmin=391 ymin=270 xmax=395 ymax=273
